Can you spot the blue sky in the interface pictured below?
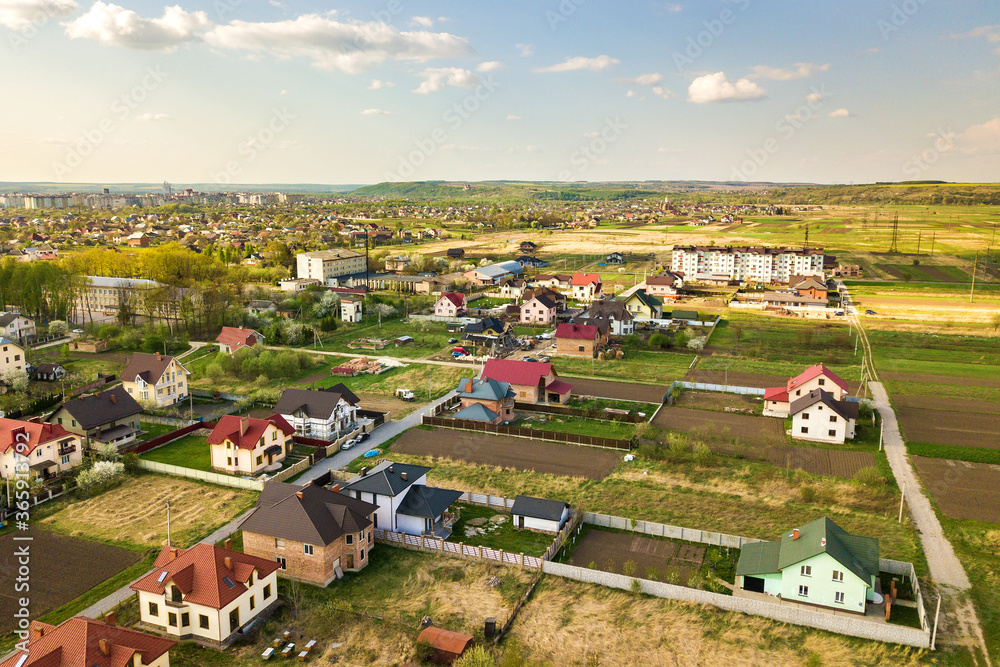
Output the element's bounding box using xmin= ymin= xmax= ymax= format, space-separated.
xmin=1 ymin=0 xmax=998 ymax=185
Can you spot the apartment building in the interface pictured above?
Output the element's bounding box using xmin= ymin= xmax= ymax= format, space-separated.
xmin=671 ymin=246 xmax=824 ymax=284
xmin=296 ymin=250 xmax=366 ymax=282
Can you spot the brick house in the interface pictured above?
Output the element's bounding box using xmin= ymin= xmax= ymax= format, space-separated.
xmin=121 ymin=352 xmax=190 ymax=408
xmin=2 ymin=615 xmax=175 ymax=667
xmin=207 ymin=415 xmax=294 ymax=475
xmin=240 ymin=481 xmax=379 ymax=586
xmin=215 ymin=326 xmax=264 ymax=355
xmin=519 ymin=295 xmax=557 ymax=325
xmin=454 ymin=377 xmax=515 ymax=423
xmin=555 ymin=323 xmax=604 ymax=358
xmin=433 ymin=292 xmax=466 ymax=318
xmin=480 ymin=358 xmax=572 ymax=404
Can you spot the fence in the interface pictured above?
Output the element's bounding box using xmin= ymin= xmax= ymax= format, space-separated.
xmin=459 ymin=492 xmax=515 ymax=511
xmin=136 ymin=460 xmax=264 ymax=490
xmin=373 ymin=529 xmax=544 ymax=570
xmin=0 ymin=489 xmax=67 ymax=523
xmin=881 ymin=558 xmax=931 ymax=633
xmin=583 ymin=512 xmax=762 ymax=549
xmin=422 ymin=415 xmax=633 ymax=450
xmin=540 ymin=560 xmax=931 ymax=648
xmin=269 ymin=457 xmax=313 ymax=484
xmin=130 ymin=422 xmax=212 ymax=455
xmin=140 ymin=414 xmax=199 ymax=428
xmin=666 ymin=380 xmax=766 ymax=399
xmin=514 ymin=401 xmax=647 ymax=423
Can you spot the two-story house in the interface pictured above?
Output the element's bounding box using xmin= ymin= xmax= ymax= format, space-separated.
xmin=644 ymin=273 xmax=684 ymax=300
xmin=240 ymin=481 xmax=379 ymax=585
xmin=0 ymin=337 xmax=26 ymax=378
xmin=4 ymin=616 xmax=175 ymax=667
xmin=621 ymin=289 xmax=663 ymax=319
xmin=207 ymin=415 xmax=294 ymax=475
xmin=480 ymin=358 xmax=572 ymax=404
xmin=0 ymin=417 xmax=84 ymax=480
xmin=49 ymin=386 xmax=143 ymax=450
xmin=453 ymin=377 xmax=515 ymax=424
xmin=215 ymin=327 xmax=264 ymax=355
xmin=433 ymin=292 xmax=466 ymax=318
xmin=581 ymin=300 xmax=635 ymax=336
xmin=763 ymin=364 xmax=850 ymax=418
xmin=131 ymin=542 xmax=280 ymax=648
xmin=121 ymin=353 xmax=191 ymax=408
xmin=570 ymin=273 xmax=602 ymax=302
xmin=791 ymin=389 xmax=858 ymax=445
xmin=274 ymin=386 xmax=359 ymax=440
xmin=519 ymin=295 xmax=557 ymax=325
xmin=0 ymin=312 xmax=36 ymax=342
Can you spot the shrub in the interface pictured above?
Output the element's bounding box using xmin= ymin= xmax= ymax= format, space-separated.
xmin=622 ymin=560 xmax=638 ymax=577
xmin=76 ymin=461 xmax=125 ymax=491
xmin=648 ymin=333 xmax=673 ymax=350
xmin=799 ymin=484 xmax=817 ymax=503
xmin=630 ymin=579 xmax=643 ymax=595
xmin=692 ymin=443 xmax=714 ymax=465
xmin=47 ymin=320 xmax=68 ymax=337
xmin=453 ymin=646 xmax=496 ymax=667
xmin=853 ymin=466 xmax=885 ymax=487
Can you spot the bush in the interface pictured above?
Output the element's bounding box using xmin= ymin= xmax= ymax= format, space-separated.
xmin=453 ymin=646 xmax=496 ymax=667
xmin=648 ymin=333 xmax=673 ymax=350
xmin=47 ymin=320 xmax=68 ymax=337
xmin=853 ymin=466 xmax=885 ymax=487
xmin=799 ymin=484 xmax=817 ymax=503
xmin=76 ymin=461 xmax=125 ymax=492
xmin=622 ymin=560 xmax=638 ymax=577
xmin=692 ymin=443 xmax=714 ymax=465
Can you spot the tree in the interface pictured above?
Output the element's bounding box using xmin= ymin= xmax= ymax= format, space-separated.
xmin=992 ymin=312 xmax=1000 ymax=333
xmin=0 ymin=368 xmax=30 ymax=393
xmin=48 ymin=320 xmax=68 ymax=337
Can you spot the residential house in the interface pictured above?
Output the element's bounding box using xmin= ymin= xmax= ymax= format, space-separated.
xmin=764 ymin=364 xmax=850 ymax=418
xmin=385 ymin=256 xmax=411 ymax=272
xmin=519 ymin=295 xmax=557 ymax=325
xmin=246 ymin=300 xmax=277 ymax=315
xmin=296 ymin=249 xmax=366 ymax=282
xmin=240 ymin=481 xmax=379 ymax=585
xmin=570 ymin=273 xmax=602 ymax=302
xmin=519 ymin=241 xmax=539 ymax=254
xmin=510 ymin=495 xmax=570 ymax=533
xmin=791 ymin=389 xmax=858 ymax=444
xmin=207 ymin=415 xmax=294 ymax=475
xmin=341 ymin=461 xmax=463 ymax=537
xmin=433 ymin=292 xmax=466 ymax=318
xmin=215 ymin=326 xmax=264 ymax=355
xmin=735 ymin=517 xmax=878 ymax=615
xmin=463 ymin=261 xmax=523 ymax=286
xmin=446 ymin=248 xmax=465 ymax=259
xmin=0 ymin=312 xmax=36 ymax=342
xmin=341 ymin=297 xmax=363 ymax=323
xmin=275 ymin=386 xmax=359 ymax=440
xmin=516 ymin=255 xmax=549 ymax=269
xmin=498 ymin=278 xmax=527 ymax=299
xmin=121 ymin=353 xmax=190 ymax=408
xmin=760 ymin=292 xmax=829 ymax=309
xmin=30 ymin=362 xmax=67 ymax=382
xmin=532 ymin=274 xmax=572 ymax=290
xmin=555 ymin=322 xmax=604 ymax=358
xmin=49 ymin=386 xmax=143 ymax=449
xmin=790 ymin=275 xmax=828 ymax=301
xmin=461 ymin=317 xmax=515 ymax=355
xmin=481 ymin=358 xmax=572 ymax=404
xmin=645 ymin=273 xmax=684 ymax=300
xmin=2 ymin=616 xmax=175 ymax=667
xmin=621 ymin=290 xmax=663 ymax=319
xmin=522 ymin=286 xmax=567 ymax=312
xmin=131 ymin=542 xmax=280 ymax=647
xmin=127 ymin=232 xmax=151 ymax=247
xmin=581 ymin=300 xmax=634 ymax=336
xmin=671 ymin=245 xmax=825 ymax=284
xmin=605 ymin=251 xmax=625 ymax=264
xmin=0 ymin=337 xmax=27 ymax=377
xmin=454 ymin=377 xmax=516 ymax=424
xmin=0 ymin=417 xmax=84 ymax=480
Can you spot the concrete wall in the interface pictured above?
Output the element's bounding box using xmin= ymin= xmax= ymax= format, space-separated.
xmin=584 ymin=513 xmax=762 ymax=549
xmin=137 ymin=460 xmax=263 ymax=491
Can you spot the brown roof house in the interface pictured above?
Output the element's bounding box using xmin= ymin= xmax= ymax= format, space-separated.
xmin=240 ymin=480 xmax=379 ymax=585
xmin=554 ymin=322 xmax=604 ymax=358
xmin=121 ymin=352 xmax=191 ymax=408
xmin=1 ymin=615 xmax=175 ymax=667
xmin=49 ymin=386 xmax=143 ymax=450
xmin=131 ymin=542 xmax=281 ymax=648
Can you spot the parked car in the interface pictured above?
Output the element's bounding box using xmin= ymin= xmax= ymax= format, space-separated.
xmin=356 ymin=432 xmax=370 ymax=443
xmin=834 ymin=311 xmax=845 ymax=316
xmin=448 ymin=338 xmax=458 ymax=344
xmin=523 ymin=357 xmax=537 ymax=362
xmin=340 ymin=437 xmax=359 ymax=451
xmin=865 ymin=309 xmax=878 ymax=315
xmin=538 ymin=355 xmax=551 ymax=362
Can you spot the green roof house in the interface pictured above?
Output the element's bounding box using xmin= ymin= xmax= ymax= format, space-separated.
xmin=735 ymin=517 xmax=879 ymax=615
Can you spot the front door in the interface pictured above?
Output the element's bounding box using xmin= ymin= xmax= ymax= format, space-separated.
xmin=343 ymin=553 xmax=354 ymax=569
xmin=229 ymin=608 xmax=240 ymax=634
xmin=518 ymin=515 xmax=525 ymax=529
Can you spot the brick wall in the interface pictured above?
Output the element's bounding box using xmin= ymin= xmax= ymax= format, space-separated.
xmin=243 ymin=528 xmax=374 ymax=587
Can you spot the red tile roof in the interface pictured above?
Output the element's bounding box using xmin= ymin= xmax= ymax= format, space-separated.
xmin=0 ymin=418 xmax=75 ymax=456
xmin=207 ymin=414 xmax=293 ymax=450
xmin=0 ymin=617 xmax=175 ymax=667
xmin=545 ymin=380 xmax=573 ymax=395
xmin=571 ymin=272 xmax=601 ymax=286
xmin=439 ymin=292 xmax=465 ymax=309
xmin=787 ymin=364 xmax=849 ymax=394
xmin=763 ymin=387 xmax=789 ymax=402
xmin=555 ymin=323 xmax=599 ymax=340
xmin=215 ymin=326 xmax=262 ymax=351
xmin=481 ymin=358 xmax=554 ymax=387
xmin=131 ymin=543 xmax=280 ymax=610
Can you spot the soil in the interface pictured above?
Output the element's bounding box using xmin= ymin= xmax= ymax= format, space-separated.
xmin=0 ymin=527 xmax=140 ymax=633
xmin=653 ymin=406 xmax=787 ymax=444
xmin=356 ymin=393 xmax=414 ymax=420
xmin=881 ymin=372 xmax=1000 ymax=388
xmin=392 ymin=428 xmax=622 ymax=480
xmin=685 ymin=369 xmax=863 ymax=394
xmin=709 ymin=441 xmax=877 ymax=478
xmin=894 ymin=395 xmax=1000 ymax=415
xmin=565 ymin=377 xmax=668 ymax=403
xmin=676 ymin=391 xmax=761 ymax=412
xmin=896 ymin=406 xmax=1000 ymax=449
xmin=568 ymin=528 xmax=706 ymax=582
xmin=911 ymin=456 xmax=1000 ymax=523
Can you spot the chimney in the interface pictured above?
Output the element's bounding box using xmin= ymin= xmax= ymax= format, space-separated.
xmin=464 ymin=380 xmax=473 ymax=393
xmin=110 ymin=393 xmax=117 ymax=405
xmin=240 ymin=416 xmax=249 ymax=435
xmin=31 ymin=625 xmax=44 ymax=640
xmin=401 ymin=472 xmax=407 ymax=481
xmin=360 ymin=467 xmax=368 ymax=477
xmin=331 ymin=484 xmax=340 ymax=493
xmin=156 ymin=354 xmax=162 ymax=361
xmin=792 ymin=529 xmax=800 ymax=541
xmin=388 ymin=465 xmax=394 ymax=473
xmin=169 ymin=547 xmax=179 ymax=561
xmin=104 ymin=612 xmax=116 ymax=627
xmin=295 ymin=491 xmax=303 ymax=499
xmin=224 ymin=538 xmax=232 ymax=550
xmin=99 ymin=639 xmax=110 ymax=656
xmin=224 ymin=556 xmax=232 ymax=570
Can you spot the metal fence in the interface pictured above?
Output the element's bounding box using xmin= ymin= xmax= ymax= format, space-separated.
xmin=130 ymin=423 xmax=213 ymax=454
xmin=880 ymin=558 xmax=931 ymax=633
xmin=513 ymin=401 xmax=647 ymax=423
xmin=583 ymin=512 xmax=763 ymax=549
xmin=422 ymin=415 xmax=633 ymax=450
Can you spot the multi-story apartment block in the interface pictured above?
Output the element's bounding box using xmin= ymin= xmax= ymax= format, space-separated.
xmin=671 ymin=246 xmax=824 ymax=284
xmin=296 ymin=250 xmax=366 ymax=282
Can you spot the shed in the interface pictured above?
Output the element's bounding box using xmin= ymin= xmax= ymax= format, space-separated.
xmin=417 ymin=626 xmax=474 ymax=665
xmin=510 ymin=495 xmax=569 ymax=533
xmin=394 ymin=335 xmax=415 ymax=346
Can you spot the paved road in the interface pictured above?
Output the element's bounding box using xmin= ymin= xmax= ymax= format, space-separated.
xmin=175 ymin=340 xmax=209 ymax=360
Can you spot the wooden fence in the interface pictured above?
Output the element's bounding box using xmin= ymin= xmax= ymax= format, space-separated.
xmin=422 ymin=415 xmax=633 ymax=450
xmin=373 ymin=529 xmax=544 ymax=570
xmin=513 ymin=401 xmax=646 ymax=423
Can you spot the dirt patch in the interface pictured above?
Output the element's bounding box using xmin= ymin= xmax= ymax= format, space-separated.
xmin=685 ymin=369 xmax=862 ymax=393
xmin=0 ymin=527 xmax=140 ymax=633
xmin=295 ymin=371 xmax=331 ymax=387
xmin=710 ymin=441 xmax=877 ymax=478
xmin=894 ymin=395 xmax=1000 ymax=415
xmin=912 ymin=456 xmax=1000 ymax=523
xmin=676 ymin=391 xmax=761 ymax=412
xmin=566 ymin=377 xmax=668 ymax=403
xmin=392 ymin=428 xmax=622 ymax=479
xmin=568 ymin=528 xmax=705 ymax=581
xmin=881 ymin=372 xmax=1000 ymax=388
xmin=356 ymin=392 xmax=415 ymax=420
xmin=653 ymin=406 xmax=787 ymax=444
xmin=896 ymin=406 xmax=1000 ymax=449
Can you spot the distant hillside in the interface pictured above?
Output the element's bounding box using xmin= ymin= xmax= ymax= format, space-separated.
xmin=768 ymin=183 xmax=1000 ymax=206
xmin=0 ymin=182 xmax=364 ymax=194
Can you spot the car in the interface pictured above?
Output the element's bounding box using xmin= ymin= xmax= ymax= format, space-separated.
xmin=448 ymin=338 xmax=458 ymax=344
xmin=865 ymin=309 xmax=878 ymax=315
xmin=538 ymin=355 xmax=551 ymax=362
xmin=71 ymin=329 xmax=84 ymax=335
xmin=341 ymin=437 xmax=359 ymax=451
xmin=834 ymin=311 xmax=845 ymax=316
xmin=523 ymin=357 xmax=537 ymax=362
xmin=356 ymin=432 xmax=370 ymax=443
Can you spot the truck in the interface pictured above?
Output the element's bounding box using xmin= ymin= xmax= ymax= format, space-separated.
xmin=395 ymin=388 xmax=415 ymax=402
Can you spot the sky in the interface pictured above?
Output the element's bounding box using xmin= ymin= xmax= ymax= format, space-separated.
xmin=0 ymin=0 xmax=998 ymax=186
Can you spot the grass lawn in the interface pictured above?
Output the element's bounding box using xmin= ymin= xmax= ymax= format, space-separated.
xmin=140 ymin=434 xmax=213 ymax=472
xmin=307 ymin=319 xmax=455 ymax=359
xmin=556 ymin=349 xmax=695 ymax=383
xmin=906 ymin=441 xmax=1000 ymax=466
xmin=564 ymin=396 xmax=658 ymax=416
xmin=449 ymin=503 xmax=556 ymax=556
xmin=317 ymin=361 xmax=468 ymax=401
xmin=511 ymin=414 xmax=636 ymax=441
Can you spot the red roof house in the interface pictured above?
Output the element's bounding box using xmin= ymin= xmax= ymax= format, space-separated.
xmin=0 ymin=418 xmax=76 ymax=457
xmin=481 ymin=358 xmax=572 ymax=404
xmin=215 ymin=326 xmax=264 ymax=355
xmin=434 ymin=292 xmax=466 ymax=318
xmin=0 ymin=616 xmax=175 ymax=667
xmin=787 ymin=363 xmax=849 ymax=399
xmin=555 ymin=323 xmax=603 ymax=358
xmin=206 ymin=415 xmax=294 ymax=474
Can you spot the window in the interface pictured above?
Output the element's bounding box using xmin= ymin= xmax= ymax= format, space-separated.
xmin=199 ymin=614 xmax=210 ymax=629
xmin=800 ymin=565 xmax=812 ymax=576
xmin=368 ymin=531 xmax=372 ymax=545
xmin=148 ymin=602 xmax=159 ymax=617
xmin=798 ymin=585 xmax=809 ymax=597
xmin=61 ymin=455 xmax=70 ymax=465
xmin=272 ymin=430 xmax=277 ymax=440
xmin=181 ymin=612 xmax=190 ymax=627
xmin=303 ymin=544 xmax=314 ymax=555
xmin=818 ymin=378 xmax=825 ymax=386
xmin=227 ymin=457 xmax=232 ymax=466
xmin=256 ymin=455 xmax=263 ymax=465
xmin=800 ymin=427 xmax=808 ymax=434
xmin=360 ymin=548 xmax=365 ymax=562
xmin=276 ymin=556 xmax=286 ymax=570
xmin=168 ymin=612 xmax=177 ymax=627
xmin=13 ymin=355 xmax=19 ymax=361
xmin=249 ymin=595 xmax=255 ymax=611
xmin=345 ymin=534 xmax=353 ymax=545
xmin=829 ymin=415 xmax=837 ymax=423
xmin=828 ymin=430 xmax=837 ymax=437
xmin=832 ymin=570 xmax=844 ymax=582
xmin=802 ymin=413 xmax=810 ymax=420
xmin=795 ymin=390 xmax=801 ymax=396
xmin=275 ymin=538 xmax=284 ymax=549
xmin=834 ymin=591 xmax=845 ymax=604
xmin=263 ymin=584 xmax=272 ymax=599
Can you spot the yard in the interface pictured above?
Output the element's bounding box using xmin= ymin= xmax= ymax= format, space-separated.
xmin=139 ymin=433 xmax=214 ymax=471
xmin=554 ymin=349 xmax=695 ymax=383
xmin=308 ymin=319 xmax=455 ymax=359
xmin=450 ymin=503 xmax=557 ymax=556
xmin=508 ymin=413 xmax=636 ymax=441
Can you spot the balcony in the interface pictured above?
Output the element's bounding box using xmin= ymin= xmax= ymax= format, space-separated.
xmin=58 ymin=444 xmax=77 ymax=456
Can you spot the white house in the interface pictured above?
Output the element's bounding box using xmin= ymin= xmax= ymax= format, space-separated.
xmin=341 ymin=297 xmax=363 ymax=323
xmin=433 ymin=292 xmax=466 ymax=318
xmin=0 ymin=417 xmax=84 ymax=481
xmin=274 ymin=386 xmax=360 ymax=440
xmin=340 ymin=461 xmax=463 ymax=538
xmin=790 ymin=389 xmax=858 ymax=444
xmin=120 ymin=353 xmax=191 ymax=408
xmin=510 ymin=495 xmax=570 ymax=533
xmin=0 ymin=337 xmax=26 ymax=377
xmin=0 ymin=312 xmax=36 ymax=342
xmin=570 ymin=273 xmax=602 ymax=302
xmin=5 ymin=616 xmax=175 ymax=667
xmin=131 ymin=542 xmax=281 ymax=648
xmin=763 ymin=363 xmax=851 ymax=418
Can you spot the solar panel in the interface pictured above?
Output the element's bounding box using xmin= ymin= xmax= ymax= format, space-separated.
xmin=157 ymin=571 xmax=169 ymax=583
xmin=222 ymin=577 xmax=236 ymax=588
xmin=14 ymin=654 xmax=27 ymax=667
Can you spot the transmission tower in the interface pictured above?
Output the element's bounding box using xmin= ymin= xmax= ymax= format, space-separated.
xmin=804 ymin=224 xmax=809 ymax=249
xmin=887 ymin=213 xmax=899 ymax=253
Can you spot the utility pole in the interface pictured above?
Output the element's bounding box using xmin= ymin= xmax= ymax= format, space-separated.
xmin=970 ymin=250 xmax=979 ymax=303
xmin=166 ymin=500 xmax=172 ymax=547
xmin=898 ymin=484 xmax=906 ymax=523
xmin=916 ymin=232 xmax=921 ymax=255
xmin=930 ymin=232 xmax=935 ymax=256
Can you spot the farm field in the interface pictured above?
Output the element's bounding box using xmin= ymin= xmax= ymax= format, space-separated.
xmin=652 ymin=405 xmax=787 ymax=444
xmin=675 ymin=390 xmax=760 ymax=412
xmin=563 ymin=377 xmax=668 ymax=403
xmin=708 ymin=440 xmax=878 ymax=479
xmin=554 ymin=349 xmax=695 ymax=384
xmin=309 ymin=318 xmax=454 ymax=359
xmin=0 ymin=527 xmax=140 ymax=634
xmin=39 ymin=474 xmax=258 ymax=549
xmin=685 ymin=368 xmax=789 ymax=389
xmin=566 ymin=528 xmax=708 ymax=582
xmin=911 ymin=456 xmax=1000 ymax=524
xmin=391 ymin=427 xmax=623 ymax=480
xmin=896 ymin=407 xmax=999 ymax=450
xmin=893 ymin=396 xmax=1000 ymax=415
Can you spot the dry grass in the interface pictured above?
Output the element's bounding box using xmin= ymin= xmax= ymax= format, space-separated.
xmin=507 ymin=577 xmax=931 ymax=667
xmin=40 ymin=474 xmax=257 ymax=549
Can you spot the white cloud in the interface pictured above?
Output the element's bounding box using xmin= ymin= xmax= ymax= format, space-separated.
xmin=367 ymin=79 xmax=394 ymax=90
xmin=268 ymin=0 xmax=284 ymax=9
xmin=863 ymin=47 xmax=879 ymax=54
xmin=413 ymin=67 xmax=480 ymax=94
xmin=828 ymin=108 xmax=850 ymax=117
xmin=135 ymin=112 xmax=172 ymax=121
xmin=534 ymin=55 xmax=619 ymax=73
xmin=950 ymin=24 xmax=1000 ymax=40
xmin=0 ymin=0 xmax=77 ymax=29
xmin=625 ymin=90 xmax=637 ymax=98
xmin=476 ymin=60 xmax=503 ymax=72
xmin=687 ymin=72 xmax=766 ymax=103
xmin=515 ymin=43 xmax=533 ymax=57
xmin=617 ymin=72 xmax=663 ymax=86
xmin=204 ymin=15 xmax=472 ymax=73
xmin=505 ymin=115 xmax=522 ymax=120
xmin=361 ymin=108 xmax=391 ymax=115
xmin=805 ymin=91 xmax=825 ymax=104
xmin=64 ymin=2 xmax=211 ymax=50
xmin=958 ymin=117 xmax=1000 ymax=154
xmin=279 ymin=88 xmax=287 ymax=95
xmin=651 ymin=85 xmax=672 ymax=99
xmin=410 ymin=15 xmax=433 ymax=27
xmin=748 ymin=62 xmax=829 ymax=80
xmin=663 ymin=3 xmax=682 ymax=11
